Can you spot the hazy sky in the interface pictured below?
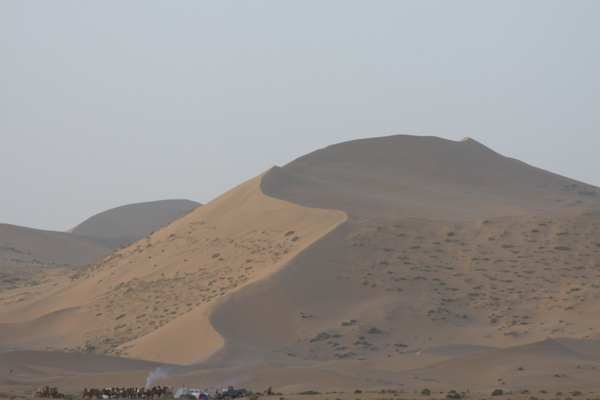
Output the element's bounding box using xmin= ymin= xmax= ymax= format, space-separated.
xmin=1 ymin=1 xmax=599 ymax=232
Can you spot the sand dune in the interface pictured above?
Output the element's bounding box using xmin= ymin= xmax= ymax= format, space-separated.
xmin=1 ymin=135 xmax=600 ymax=395
xmin=68 ymin=199 xmax=201 ymax=244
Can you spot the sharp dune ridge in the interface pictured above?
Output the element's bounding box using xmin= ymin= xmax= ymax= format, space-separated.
xmin=1 ymin=135 xmax=600 ymax=395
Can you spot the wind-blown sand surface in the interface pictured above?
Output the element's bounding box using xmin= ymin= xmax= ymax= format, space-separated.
xmin=1 ymin=136 xmax=600 ymax=397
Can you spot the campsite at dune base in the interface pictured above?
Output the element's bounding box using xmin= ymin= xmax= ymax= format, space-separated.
xmin=2 ymin=136 xmax=600 ymax=398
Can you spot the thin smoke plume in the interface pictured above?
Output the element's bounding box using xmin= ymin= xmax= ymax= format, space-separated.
xmin=146 ymin=366 xmax=171 ymax=388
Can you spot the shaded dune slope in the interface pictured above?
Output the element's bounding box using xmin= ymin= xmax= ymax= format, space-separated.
xmin=261 ymin=135 xmax=599 ymax=220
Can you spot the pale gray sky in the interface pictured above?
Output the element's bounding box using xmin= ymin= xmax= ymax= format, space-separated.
xmin=1 ymin=1 xmax=599 ymax=231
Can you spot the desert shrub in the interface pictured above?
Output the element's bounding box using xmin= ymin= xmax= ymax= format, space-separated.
xmin=446 ymin=390 xmax=460 ymax=399
xmin=334 ymin=352 xmax=355 ymax=358
xmin=298 ymin=391 xmax=319 ymax=395
xmin=211 ymin=253 xmax=220 ymax=258
xmin=291 ymin=236 xmax=300 ymax=241
xmin=420 ymin=389 xmax=431 ymax=396
xmin=554 ymin=246 xmax=571 ymax=251
xmin=571 ymin=390 xmax=582 ymax=396
xmin=368 ymin=327 xmax=382 ymax=334
xmin=354 ymin=390 xmax=362 ymax=394
xmin=284 ymin=230 xmax=295 ymax=236
xmin=492 ymin=389 xmax=503 ymax=396
xmin=115 ymin=314 xmax=126 ymax=320
xmin=309 ymin=332 xmax=330 ymax=342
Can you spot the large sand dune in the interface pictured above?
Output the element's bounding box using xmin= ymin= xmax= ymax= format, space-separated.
xmin=1 ymin=135 xmax=600 ymax=396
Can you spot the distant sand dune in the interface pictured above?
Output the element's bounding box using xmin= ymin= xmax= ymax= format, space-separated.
xmin=68 ymin=199 xmax=201 ymax=243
